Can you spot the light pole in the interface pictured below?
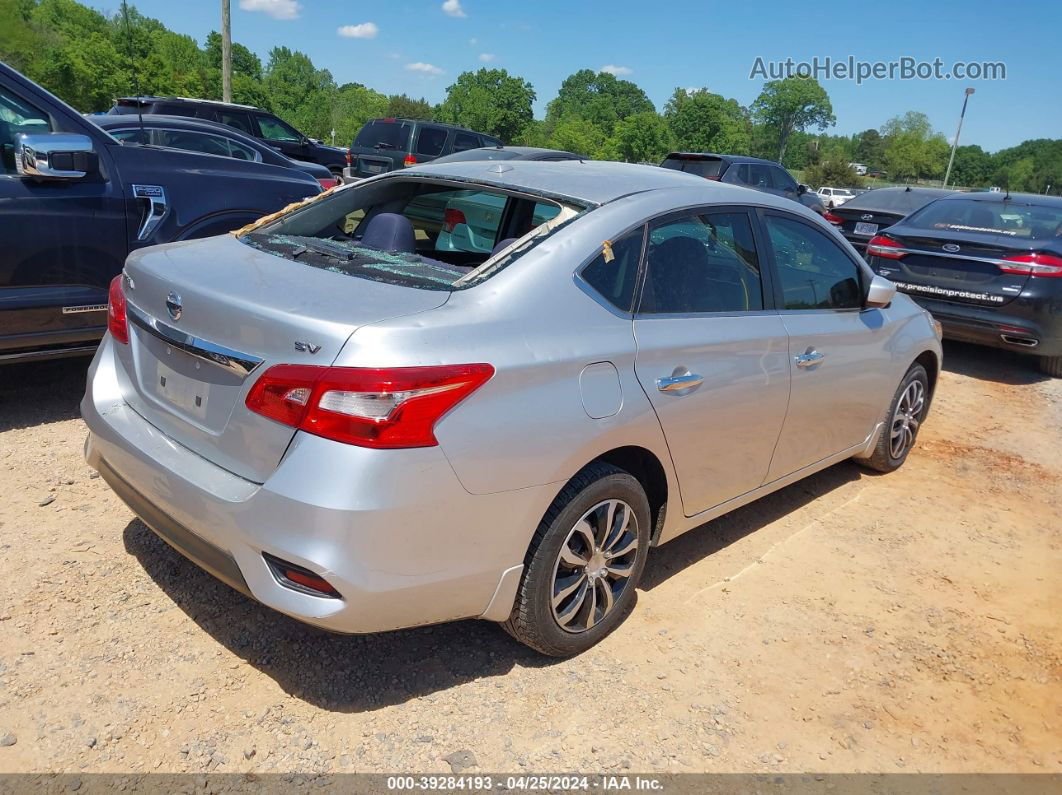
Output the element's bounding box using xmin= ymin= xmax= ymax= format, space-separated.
xmin=942 ymin=87 xmax=975 ymax=188
xmin=221 ymin=0 xmax=232 ymax=103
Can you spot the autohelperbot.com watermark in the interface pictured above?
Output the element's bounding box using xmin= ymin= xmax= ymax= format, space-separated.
xmin=749 ymin=55 xmax=1006 ymax=84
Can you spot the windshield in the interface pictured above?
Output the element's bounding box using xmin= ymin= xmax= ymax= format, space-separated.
xmin=354 ymin=120 xmax=413 ymax=150
xmin=238 ymin=178 xmax=581 ymax=290
xmin=660 ymin=156 xmax=725 ymax=178
xmin=905 ymin=198 xmax=1062 ymax=241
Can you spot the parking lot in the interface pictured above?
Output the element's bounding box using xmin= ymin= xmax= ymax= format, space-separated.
xmin=0 ymin=340 xmax=1057 ymax=774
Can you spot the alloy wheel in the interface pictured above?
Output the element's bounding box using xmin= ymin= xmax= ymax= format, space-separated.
xmin=889 ymin=379 xmax=925 ymax=459
xmin=550 ymin=499 xmax=639 ymax=634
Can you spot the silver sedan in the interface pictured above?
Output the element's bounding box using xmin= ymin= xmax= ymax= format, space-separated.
xmin=82 ymin=160 xmax=942 ymax=656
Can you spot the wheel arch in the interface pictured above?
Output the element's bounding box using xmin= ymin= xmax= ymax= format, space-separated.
xmin=581 ymin=445 xmax=669 ymax=545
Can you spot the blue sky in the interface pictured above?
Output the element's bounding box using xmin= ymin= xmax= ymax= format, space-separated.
xmin=110 ymin=0 xmax=1059 ymax=152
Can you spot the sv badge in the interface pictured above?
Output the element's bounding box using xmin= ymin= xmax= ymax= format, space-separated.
xmin=294 ymin=341 xmax=322 ymax=354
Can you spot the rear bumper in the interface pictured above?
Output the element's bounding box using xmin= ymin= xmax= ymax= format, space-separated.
xmin=82 ymin=336 xmax=551 ymax=634
xmin=905 ymin=295 xmax=1062 ymax=358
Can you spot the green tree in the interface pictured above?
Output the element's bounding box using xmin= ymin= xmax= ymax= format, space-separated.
xmin=436 ymin=68 xmax=535 ymax=142
xmin=263 ymin=46 xmax=337 ymax=138
xmin=990 ymin=138 xmax=1062 ymax=193
xmin=385 ymin=94 xmax=433 ymax=120
xmin=545 ymin=69 xmax=655 ymax=135
xmin=750 ymin=77 xmax=835 ymax=162
xmin=604 ymin=111 xmax=671 ymax=163
xmin=855 ymin=128 xmax=885 ymax=168
xmin=331 ymin=82 xmax=388 ymax=145
xmin=881 ymin=112 xmax=949 ymax=182
xmin=546 ymin=116 xmax=607 ymax=159
xmin=664 ymin=88 xmax=750 ymax=154
xmin=948 ymin=145 xmax=993 ymax=188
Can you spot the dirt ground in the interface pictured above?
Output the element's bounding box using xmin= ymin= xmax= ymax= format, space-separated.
xmin=0 ymin=341 xmax=1058 ymax=775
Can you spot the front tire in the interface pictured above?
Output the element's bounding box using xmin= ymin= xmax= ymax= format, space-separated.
xmin=858 ymin=363 xmax=930 ymax=473
xmin=502 ymin=463 xmax=651 ymax=657
xmin=1039 ymin=355 xmax=1062 ymax=378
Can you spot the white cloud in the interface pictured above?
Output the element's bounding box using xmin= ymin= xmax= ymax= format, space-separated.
xmin=469 ymin=37 xmax=478 ymax=45
xmin=238 ymin=0 xmax=300 ymax=20
xmin=406 ymin=62 xmax=444 ymax=76
xmin=478 ymin=53 xmax=495 ymax=62
xmin=442 ymin=0 xmax=466 ymax=18
xmin=337 ymin=22 xmax=378 ymax=39
xmin=600 ymin=64 xmax=633 ymax=76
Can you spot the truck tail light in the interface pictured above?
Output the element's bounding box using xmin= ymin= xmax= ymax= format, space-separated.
xmin=345 ymin=148 xmax=352 ymax=166
xmin=403 ymin=154 xmax=417 ymax=167
xmin=317 ymin=177 xmax=338 ymax=191
xmin=245 ymin=363 xmax=494 ymax=448
xmin=866 ymin=235 xmax=906 ymax=259
xmin=107 ymin=275 xmax=129 ymax=344
xmin=443 ymin=208 xmax=467 ymax=234
xmin=998 ymin=252 xmax=1062 ymax=278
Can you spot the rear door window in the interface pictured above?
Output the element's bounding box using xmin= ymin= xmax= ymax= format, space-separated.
xmin=155 ymin=129 xmax=231 ymax=158
xmin=640 ymin=212 xmax=764 ymax=314
xmin=580 ymin=228 xmax=644 ymax=312
xmin=154 ymin=103 xmax=196 ymax=117
xmin=218 ymin=111 xmax=255 ymax=135
xmin=415 ymin=126 xmax=448 ymax=157
xmin=771 ymin=167 xmax=798 ymax=192
xmin=747 ymin=164 xmax=773 ymax=189
xmin=452 ymin=132 xmax=481 ymax=153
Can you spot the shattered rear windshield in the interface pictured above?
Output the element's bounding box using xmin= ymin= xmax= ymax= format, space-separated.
xmin=236 ymin=177 xmax=582 ymax=290
xmin=241 ymin=233 xmax=465 ymax=290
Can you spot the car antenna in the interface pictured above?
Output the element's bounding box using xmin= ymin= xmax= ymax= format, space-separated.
xmin=120 ymin=0 xmax=147 ymax=145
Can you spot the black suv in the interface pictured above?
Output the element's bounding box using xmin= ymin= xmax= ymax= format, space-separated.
xmin=660 ymin=152 xmax=825 ymax=214
xmin=345 ymin=118 xmax=502 ymax=180
xmin=109 ymin=97 xmax=347 ymax=176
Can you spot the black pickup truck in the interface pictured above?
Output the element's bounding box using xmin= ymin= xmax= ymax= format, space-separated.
xmin=0 ymin=62 xmax=321 ymax=363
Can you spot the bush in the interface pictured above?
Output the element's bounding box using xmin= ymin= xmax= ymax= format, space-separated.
xmin=804 ymin=156 xmax=863 ymax=189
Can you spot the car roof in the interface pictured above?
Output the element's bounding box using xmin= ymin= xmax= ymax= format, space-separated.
xmin=94 ymin=114 xmax=271 ymax=149
xmin=115 ymin=95 xmax=260 ymax=111
xmin=400 ymin=159 xmax=791 ymax=206
xmin=433 ymin=146 xmax=582 ymax=163
xmin=937 ymin=191 xmax=1062 ymax=207
xmin=664 ymin=152 xmax=783 ymax=167
xmin=363 ymin=117 xmax=478 ymax=131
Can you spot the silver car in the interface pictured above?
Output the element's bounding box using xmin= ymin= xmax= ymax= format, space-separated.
xmin=82 ymin=160 xmax=942 ymax=656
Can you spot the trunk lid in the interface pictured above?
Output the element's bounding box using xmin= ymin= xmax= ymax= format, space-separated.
xmin=116 ymin=234 xmax=449 ymax=482
xmin=873 ymin=228 xmax=1032 ymax=307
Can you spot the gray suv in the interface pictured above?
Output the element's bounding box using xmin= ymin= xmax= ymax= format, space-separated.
xmin=661 ymin=152 xmax=826 ymax=214
xmin=344 ymin=118 xmax=502 ymax=181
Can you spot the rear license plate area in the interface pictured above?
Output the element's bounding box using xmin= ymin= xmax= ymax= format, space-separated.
xmin=854 ymin=222 xmax=878 ymax=236
xmin=155 ymin=360 xmax=210 ymax=420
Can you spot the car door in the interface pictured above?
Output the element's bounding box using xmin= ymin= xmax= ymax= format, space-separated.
xmin=632 ymin=208 xmax=791 ymax=516
xmin=760 ymin=211 xmax=892 ymax=481
xmin=0 ymin=77 xmax=126 ymax=356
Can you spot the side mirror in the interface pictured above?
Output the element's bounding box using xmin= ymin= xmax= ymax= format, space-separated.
xmin=797 ymin=184 xmax=808 ymax=195
xmin=864 ymin=274 xmax=897 ymax=309
xmin=16 ymin=133 xmax=98 ymax=181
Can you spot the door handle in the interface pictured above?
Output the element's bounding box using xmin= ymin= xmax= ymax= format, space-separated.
xmin=656 ymin=371 xmax=704 ymax=392
xmin=795 ymin=350 xmax=826 ymax=368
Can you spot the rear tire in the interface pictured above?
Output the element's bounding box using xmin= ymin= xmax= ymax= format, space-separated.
xmin=1038 ymin=355 xmax=1062 ymax=378
xmin=502 ymin=462 xmax=651 ymax=657
xmin=857 ymin=363 xmax=930 ymax=473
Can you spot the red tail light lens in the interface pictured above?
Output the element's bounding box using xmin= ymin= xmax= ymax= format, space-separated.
xmin=107 ymin=274 xmax=129 ymax=344
xmin=403 ymin=154 xmax=417 ymax=167
xmin=246 ymin=363 xmax=494 ymax=448
xmin=703 ymin=175 xmax=721 ymax=181
xmin=317 ymin=177 xmax=338 ymax=191
xmin=866 ymin=235 xmax=906 ymax=259
xmin=443 ymin=208 xmax=467 ymax=234
xmin=823 ymin=211 xmax=844 ymax=225
xmin=345 ymin=148 xmax=352 ymax=166
xmin=998 ymin=252 xmax=1062 ymax=278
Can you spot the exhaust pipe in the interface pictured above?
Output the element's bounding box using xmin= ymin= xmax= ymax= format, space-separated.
xmin=1000 ymin=334 xmax=1039 ymax=348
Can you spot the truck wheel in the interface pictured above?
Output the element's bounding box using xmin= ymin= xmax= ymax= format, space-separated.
xmin=857 ymin=363 xmax=929 ymax=473
xmin=502 ymin=463 xmax=650 ymax=657
xmin=1039 ymin=355 xmax=1062 ymax=378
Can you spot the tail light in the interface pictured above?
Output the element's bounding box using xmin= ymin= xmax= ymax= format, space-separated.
xmin=317 ymin=177 xmax=338 ymax=191
xmin=703 ymin=175 xmax=720 ymax=181
xmin=345 ymin=148 xmax=352 ymax=166
xmin=443 ymin=208 xmax=467 ymax=234
xmin=403 ymin=154 xmax=417 ymax=167
xmin=866 ymin=235 xmax=906 ymax=259
xmin=107 ymin=275 xmax=129 ymax=344
xmin=823 ymin=211 xmax=844 ymax=225
xmin=263 ymin=553 xmax=341 ymax=598
xmin=245 ymin=363 xmax=494 ymax=448
xmin=998 ymin=252 xmax=1062 ymax=278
